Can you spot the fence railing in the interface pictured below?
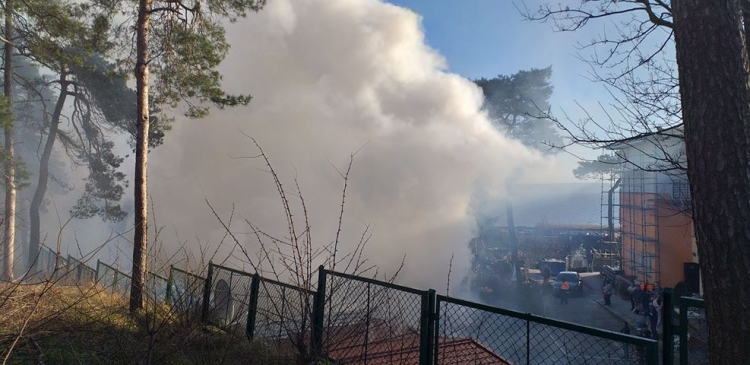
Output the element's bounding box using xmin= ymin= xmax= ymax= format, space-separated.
xmin=317 ymin=268 xmax=434 ymax=364
xmin=437 ymin=295 xmax=657 ymax=365
xmin=146 ymin=272 xmax=169 ymax=303
xmin=251 ymin=275 xmax=315 ymax=352
xmin=677 ymin=297 xmax=708 ymax=365
xmin=37 ymin=247 xmax=64 ymax=280
xmin=168 ymin=266 xmax=205 ymax=320
xmin=95 ymin=260 xmax=131 ymax=295
xmin=67 ymin=255 xmax=96 ymax=284
xmin=40 ymin=254 xmax=667 ymax=365
xmin=203 ymin=263 xmax=254 ymax=335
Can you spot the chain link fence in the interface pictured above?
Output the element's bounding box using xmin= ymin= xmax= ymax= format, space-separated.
xmin=204 ymin=263 xmax=254 ymax=335
xmin=96 ymin=261 xmax=131 ymax=296
xmin=436 ymin=295 xmax=658 ymax=365
xmin=67 ymin=255 xmax=96 ymax=284
xmin=37 ymin=246 xmax=66 ymax=281
xmin=317 ymin=269 xmax=432 ymax=364
xmin=27 ymin=253 xmax=671 ymax=365
xmin=146 ymin=272 xmax=169 ymax=303
xmin=677 ymin=297 xmax=708 ymax=365
xmin=250 ymin=275 xmax=316 ymax=361
xmin=168 ymin=266 xmax=205 ymax=320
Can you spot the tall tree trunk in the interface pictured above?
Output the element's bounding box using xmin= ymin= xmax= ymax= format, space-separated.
xmin=130 ymin=0 xmax=152 ymax=312
xmin=2 ymin=0 xmax=15 ymax=282
xmin=28 ymin=70 xmax=67 ymax=273
xmin=673 ymin=1 xmax=750 ymax=363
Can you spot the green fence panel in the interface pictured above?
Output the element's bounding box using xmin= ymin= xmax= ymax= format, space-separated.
xmin=320 ymin=269 xmax=431 ymax=364
xmin=436 ymin=295 xmax=658 ymax=365
xmin=251 ymin=274 xmax=316 ymax=361
xmin=678 ymin=297 xmax=708 ymax=365
xmin=67 ymin=255 xmax=96 ymax=284
xmin=204 ymin=263 xmax=255 ymax=336
xmin=38 ymin=246 xmax=63 ymax=281
xmin=96 ymin=261 xmax=118 ymax=292
xmin=146 ymin=272 xmax=169 ymax=303
xmin=170 ymin=266 xmax=206 ymax=320
xmin=95 ymin=261 xmax=130 ymax=296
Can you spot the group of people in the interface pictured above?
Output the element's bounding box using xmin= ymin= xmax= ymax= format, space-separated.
xmin=627 ymin=279 xmax=663 ymax=340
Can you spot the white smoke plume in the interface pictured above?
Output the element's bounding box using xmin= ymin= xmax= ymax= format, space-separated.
xmin=146 ymin=0 xmax=555 ymax=291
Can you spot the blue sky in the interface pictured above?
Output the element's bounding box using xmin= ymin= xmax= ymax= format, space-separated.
xmin=384 ymin=1 xmax=563 ymax=78
xmin=384 ymin=0 xmax=611 ymax=165
xmin=383 ymin=1 xmax=607 ymax=96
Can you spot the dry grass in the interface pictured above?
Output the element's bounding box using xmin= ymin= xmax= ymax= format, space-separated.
xmin=0 ymin=282 xmax=290 ymax=365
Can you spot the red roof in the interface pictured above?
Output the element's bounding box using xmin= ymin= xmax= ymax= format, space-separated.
xmin=328 ymin=332 xmax=511 ymax=365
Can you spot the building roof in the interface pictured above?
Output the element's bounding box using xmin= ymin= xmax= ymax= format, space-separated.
xmin=605 ymin=124 xmax=683 ymax=150
xmin=329 ymin=333 xmax=512 ymax=365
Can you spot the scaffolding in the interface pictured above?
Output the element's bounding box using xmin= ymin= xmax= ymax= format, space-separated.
xmin=600 ymin=174 xmax=621 ymax=266
xmin=600 ymin=151 xmax=661 ymax=284
xmin=601 ymin=126 xmax=694 ymax=287
xmin=620 ymin=166 xmax=660 ymax=284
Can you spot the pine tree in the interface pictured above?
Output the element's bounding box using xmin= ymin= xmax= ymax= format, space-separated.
xmin=118 ymin=0 xmax=265 ymax=311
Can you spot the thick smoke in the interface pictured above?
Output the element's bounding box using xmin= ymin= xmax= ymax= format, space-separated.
xmin=146 ymin=0 xmax=555 ymax=290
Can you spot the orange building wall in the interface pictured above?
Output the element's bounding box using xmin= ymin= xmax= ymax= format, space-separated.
xmin=620 ymin=193 xmax=659 ymax=282
xmin=656 ymin=201 xmax=694 ymax=288
xmin=620 ymin=192 xmax=695 ymax=288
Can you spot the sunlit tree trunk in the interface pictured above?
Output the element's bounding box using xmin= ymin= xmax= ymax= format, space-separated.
xmin=2 ymin=0 xmax=15 ymax=282
xmin=130 ymin=0 xmax=152 ymax=312
xmin=673 ymin=1 xmax=750 ymax=363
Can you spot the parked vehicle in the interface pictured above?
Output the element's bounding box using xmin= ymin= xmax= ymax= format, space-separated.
xmin=538 ymin=259 xmax=566 ymax=276
xmin=553 ymin=271 xmax=584 ymax=296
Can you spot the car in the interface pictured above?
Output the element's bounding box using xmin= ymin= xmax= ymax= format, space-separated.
xmin=552 ymin=271 xmax=584 ymax=296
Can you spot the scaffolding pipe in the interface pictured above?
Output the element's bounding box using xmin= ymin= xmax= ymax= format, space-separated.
xmin=608 ymin=178 xmax=622 ymax=241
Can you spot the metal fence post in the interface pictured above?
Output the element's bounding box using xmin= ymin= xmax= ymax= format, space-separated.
xmin=225 ymin=271 xmax=234 ymax=326
xmin=364 ymin=283 xmax=371 ymax=363
xmin=419 ymin=289 xmax=436 ymax=365
xmin=647 ymin=339 xmax=659 ymax=365
xmin=311 ymin=265 xmax=327 ymax=358
xmin=662 ymin=288 xmax=674 ymax=365
xmin=166 ymin=266 xmax=174 ymax=304
xmin=95 ymin=260 xmax=101 ymax=283
xmin=202 ymin=262 xmax=214 ymax=322
xmin=67 ymin=256 xmax=76 ymax=282
xmin=679 ymin=297 xmax=688 ymax=365
xmin=246 ymin=273 xmax=260 ymax=340
xmin=526 ymin=317 xmax=531 ymax=365
xmin=433 ymin=297 xmax=440 ymax=365
xmin=113 ymin=266 xmax=119 ymax=294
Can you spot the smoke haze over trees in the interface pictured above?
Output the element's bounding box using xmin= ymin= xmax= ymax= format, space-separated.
xmin=143 ymin=0 xmax=556 ymax=291
xmin=474 ymin=67 xmax=563 ymax=154
xmin=2 ymin=0 xmax=580 ymax=304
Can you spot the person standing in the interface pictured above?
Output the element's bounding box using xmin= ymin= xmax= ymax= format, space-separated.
xmin=648 ymin=300 xmax=659 ymax=340
xmin=652 ymin=292 xmax=663 ymax=326
xmin=641 ymin=286 xmax=652 ymax=318
xmin=560 ymin=279 xmax=570 ymax=304
xmin=602 ymin=280 xmax=614 ymax=306
xmin=632 ymin=280 xmax=643 ymax=313
xmin=542 ymin=265 xmax=551 ymax=284
xmin=627 ymin=281 xmax=637 ymax=311
xmin=620 ymin=321 xmax=631 ymax=359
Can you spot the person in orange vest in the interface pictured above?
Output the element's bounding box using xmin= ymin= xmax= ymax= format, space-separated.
xmin=560 ymin=280 xmax=570 ymax=304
